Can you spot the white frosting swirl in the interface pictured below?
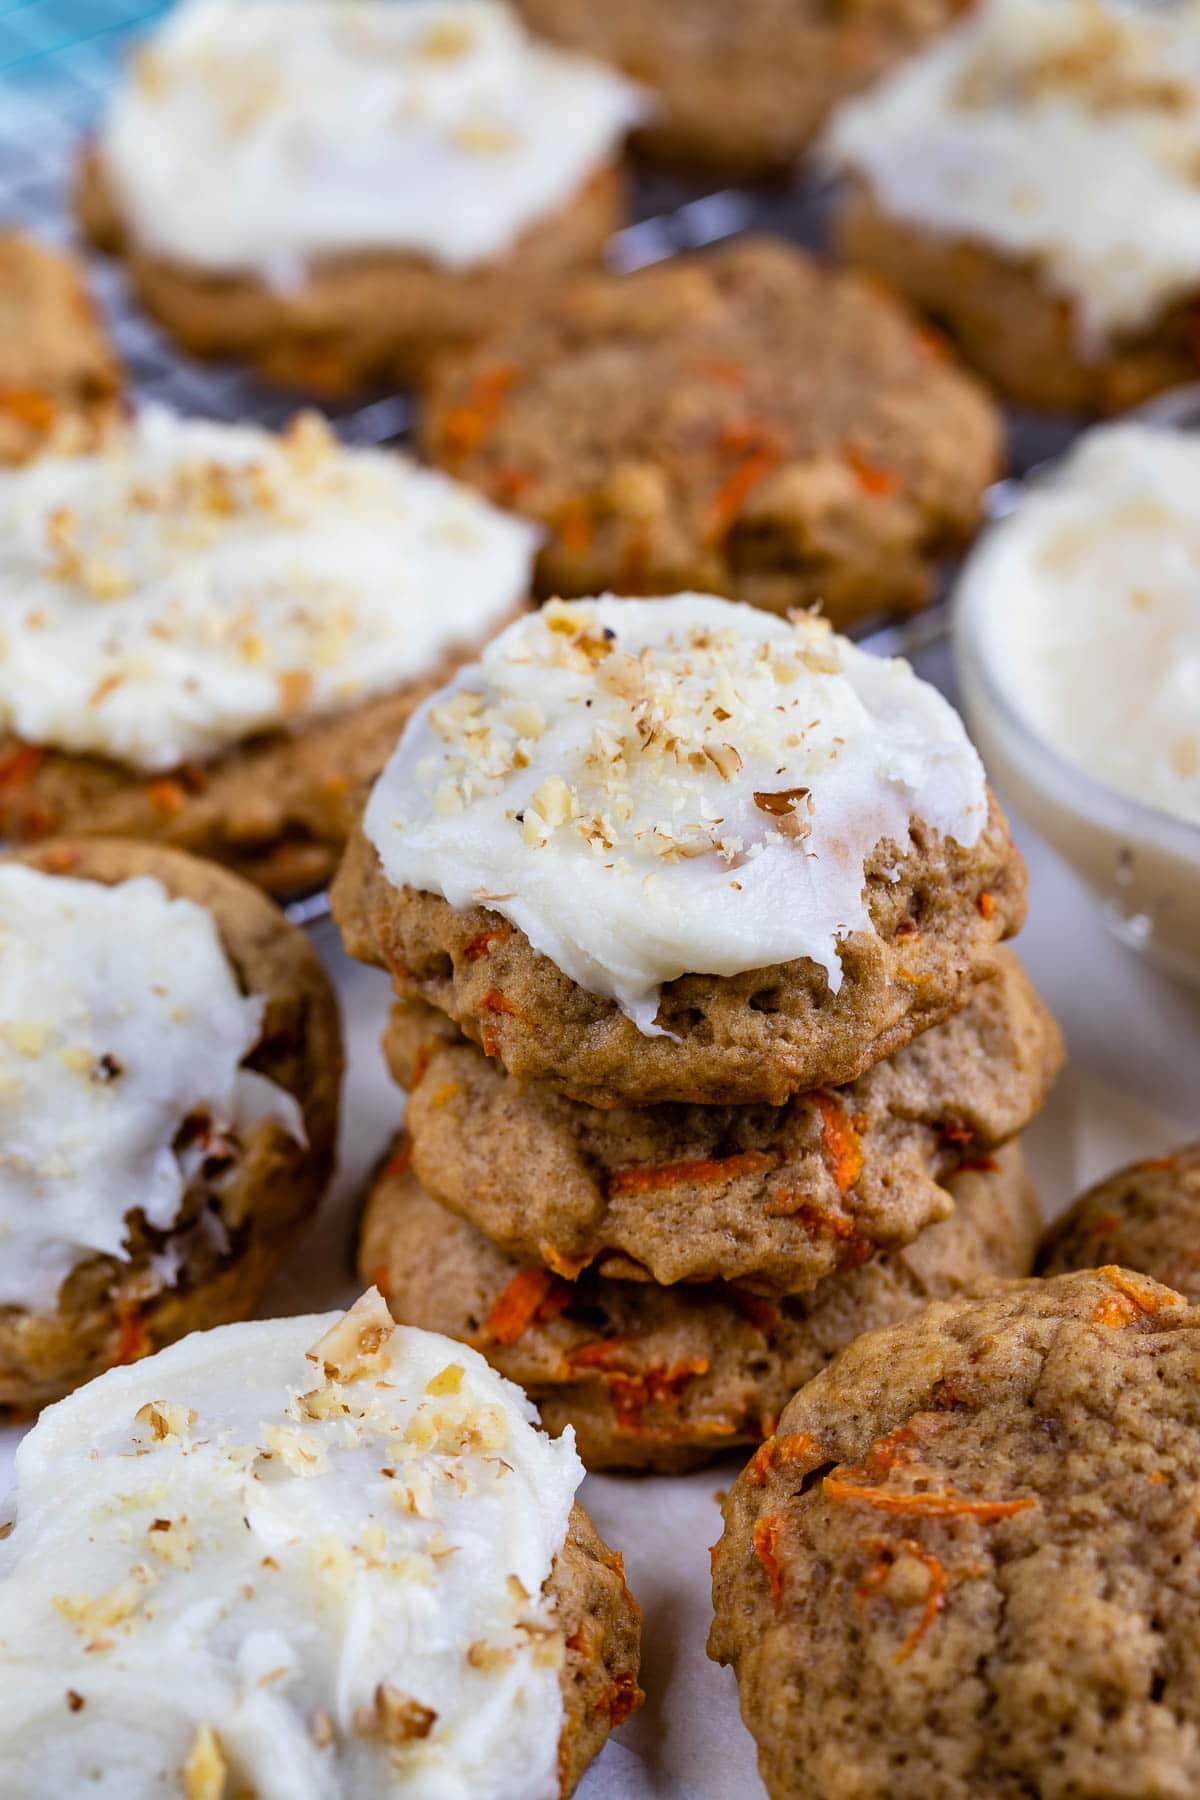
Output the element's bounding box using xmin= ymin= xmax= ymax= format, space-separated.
xmin=98 ymin=0 xmax=645 ymax=276
xmin=826 ymin=0 xmax=1200 ymax=348
xmin=364 ymin=596 xmax=988 ymax=1032
xmin=0 ymin=406 xmax=536 ymax=772
xmin=0 ymin=865 xmax=302 ymax=1312
xmin=959 ymin=422 xmax=1200 ymax=829
xmin=0 ymin=1293 xmax=584 ymax=1799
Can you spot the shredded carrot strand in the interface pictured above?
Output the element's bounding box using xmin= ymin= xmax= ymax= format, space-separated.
xmin=485 ymin=1266 xmax=564 ymax=1346
xmin=843 ymin=442 xmax=901 ymax=498
xmin=0 ymin=387 xmax=56 ymax=429
xmin=608 ymin=1149 xmax=777 ymax=1199
xmin=0 ymin=744 xmax=45 ymax=790
xmin=813 ymin=1093 xmax=865 ymax=1196
xmin=382 ymin=1137 xmax=413 ymax=1181
xmin=825 ymin=1479 xmax=1036 ymax=1520
xmin=745 ymin=1432 xmax=821 ymax=1487
xmin=706 ymin=447 xmax=781 ymax=543
xmin=753 ymin=1514 xmax=786 ymax=1604
xmin=977 ymin=891 xmax=996 ymax=920
xmin=463 ymin=925 xmax=513 ymax=961
xmin=438 ymin=363 xmax=518 ymax=462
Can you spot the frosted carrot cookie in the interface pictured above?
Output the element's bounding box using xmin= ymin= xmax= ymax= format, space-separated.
xmin=710 ymin=1267 xmax=1200 ymax=1800
xmin=361 ymin=1148 xmax=1040 ymax=1472
xmin=79 ymin=0 xmax=644 ymax=393
xmin=333 ymin=596 xmax=1025 ymax=1109
xmin=0 ymin=233 xmax=122 ymax=466
xmin=516 ymin=0 xmax=963 ymax=176
xmin=0 ymin=839 xmax=340 ymax=1410
xmin=420 ymin=239 xmax=1001 ymax=628
xmin=0 ymin=1291 xmax=642 ymax=1794
xmin=0 ymin=406 xmax=535 ymax=895
xmin=1039 ymin=1143 xmax=1200 ymax=1302
xmin=827 ymin=0 xmax=1200 ymax=412
xmin=386 ymin=953 xmax=1062 ymax=1293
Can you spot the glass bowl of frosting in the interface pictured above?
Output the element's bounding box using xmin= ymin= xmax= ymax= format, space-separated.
xmin=953 ymin=404 xmax=1200 ymax=984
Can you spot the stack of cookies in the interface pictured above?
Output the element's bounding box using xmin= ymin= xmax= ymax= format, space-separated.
xmin=334 ymin=593 xmax=1063 ymax=1471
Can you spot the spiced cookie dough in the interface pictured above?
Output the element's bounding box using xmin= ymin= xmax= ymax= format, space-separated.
xmin=362 ymin=1147 xmax=1040 ymax=1473
xmin=0 ymin=1293 xmax=642 ymax=1796
xmin=0 ymin=407 xmax=534 ymax=895
xmin=333 ymin=597 xmax=1025 ymax=1109
xmin=517 ymin=0 xmax=963 ymax=176
xmin=0 ymin=837 xmax=341 ymax=1410
xmin=710 ymin=1266 xmax=1200 ymax=1800
xmin=79 ymin=0 xmax=643 ymax=392
xmin=387 ymin=953 xmax=1062 ymax=1293
xmin=420 ymin=239 xmax=1001 ymax=627
xmin=827 ymin=0 xmax=1200 ymax=412
xmin=0 ymin=233 xmax=122 ymax=464
xmin=1039 ymin=1143 xmax=1200 ymax=1302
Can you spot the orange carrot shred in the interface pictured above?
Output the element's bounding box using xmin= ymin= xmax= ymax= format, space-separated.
xmin=825 ymin=1479 xmax=1036 ymax=1520
xmin=746 ymin=1432 xmax=820 ymax=1487
xmin=382 ymin=1138 xmax=413 ymax=1181
xmin=371 ymin=1263 xmax=392 ymax=1299
xmin=147 ymin=778 xmax=187 ymax=818
xmin=464 ymin=925 xmax=513 ymax=961
xmin=977 ymin=891 xmax=996 ymax=920
xmin=556 ymin=498 xmax=594 ymax=557
xmin=813 ymin=1093 xmax=864 ymax=1196
xmin=844 ymin=442 xmax=901 ymax=498
xmin=0 ymin=744 xmax=45 ymax=790
xmin=485 ymin=1266 xmax=563 ymax=1346
xmin=114 ymin=1308 xmax=150 ymax=1366
xmin=753 ymin=1514 xmax=786 ymax=1604
xmin=608 ymin=1150 xmax=777 ymax=1199
xmin=731 ymin=1287 xmax=783 ymax=1335
xmin=0 ymin=388 xmax=56 ymax=429
xmin=438 ymin=363 xmax=518 ymax=463
xmin=706 ymin=447 xmax=781 ymax=543
xmin=479 ymin=988 xmax=522 ymax=1019
xmin=1092 ymin=1265 xmax=1180 ymax=1327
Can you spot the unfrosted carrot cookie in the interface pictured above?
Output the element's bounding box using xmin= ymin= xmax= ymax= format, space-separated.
xmin=361 ymin=1148 xmax=1040 ymax=1473
xmin=710 ymin=1266 xmax=1200 ymax=1799
xmin=0 ymin=406 xmax=534 ymax=894
xmin=333 ymin=596 xmax=1025 ymax=1109
xmin=419 ymin=238 xmax=1001 ymax=628
xmin=79 ymin=0 xmax=643 ymax=392
xmin=0 ymin=232 xmax=122 ymax=464
xmin=516 ymin=0 xmax=963 ymax=176
xmin=0 ymin=838 xmax=340 ymax=1410
xmin=826 ymin=0 xmax=1200 ymax=411
xmin=0 ymin=1292 xmax=642 ymax=1794
xmin=1038 ymin=1143 xmax=1200 ymax=1302
xmin=386 ymin=953 xmax=1062 ymax=1293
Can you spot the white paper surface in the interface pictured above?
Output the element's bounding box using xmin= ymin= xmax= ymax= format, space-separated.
xmin=0 ymin=806 xmax=1196 ymax=1799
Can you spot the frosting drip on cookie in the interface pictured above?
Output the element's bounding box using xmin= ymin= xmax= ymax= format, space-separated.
xmin=0 ymin=406 xmax=536 ymax=771
xmin=0 ymin=1293 xmax=582 ymax=1798
xmin=365 ymin=596 xmax=987 ymax=1032
xmin=826 ymin=0 xmax=1200 ymax=346
xmin=0 ymin=865 xmax=301 ymax=1310
xmin=98 ymin=0 xmax=645 ymax=275
xmin=961 ymin=423 xmax=1200 ymax=828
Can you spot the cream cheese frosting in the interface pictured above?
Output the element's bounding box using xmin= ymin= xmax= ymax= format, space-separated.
xmin=364 ymin=595 xmax=988 ymax=1033
xmin=98 ymin=0 xmax=645 ymax=277
xmin=0 ymin=405 xmax=536 ymax=772
xmin=0 ymin=865 xmax=301 ymax=1312
xmin=959 ymin=422 xmax=1200 ymax=828
xmin=0 ymin=1292 xmax=583 ymax=1799
xmin=825 ymin=0 xmax=1200 ymax=348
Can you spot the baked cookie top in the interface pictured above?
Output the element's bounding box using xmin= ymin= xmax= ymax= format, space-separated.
xmin=420 ymin=237 xmax=1001 ymax=625
xmin=391 ymin=951 xmax=1062 ymax=1293
xmin=0 ymin=233 xmax=122 ymax=465
xmin=0 ymin=406 xmax=533 ymax=772
xmin=959 ymin=422 xmax=1200 ymax=830
xmin=1039 ymin=1142 xmax=1200 ymax=1302
xmin=0 ymin=1292 xmax=587 ymax=1797
xmin=825 ymin=0 xmax=1200 ymax=347
xmin=97 ymin=0 xmax=644 ymax=276
xmin=710 ymin=1267 xmax=1200 ymax=1800
xmin=0 ymin=859 xmax=301 ymax=1313
xmin=364 ymin=594 xmax=989 ymax=1035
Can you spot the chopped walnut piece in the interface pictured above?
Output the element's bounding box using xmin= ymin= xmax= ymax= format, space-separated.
xmin=354 ymin=1683 xmax=437 ymax=1746
xmin=307 ymin=1289 xmax=395 ymax=1383
xmin=181 ymin=1724 xmax=227 ymax=1800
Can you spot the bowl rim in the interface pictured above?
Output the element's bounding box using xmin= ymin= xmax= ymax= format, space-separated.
xmin=952 ymin=397 xmax=1200 ymax=862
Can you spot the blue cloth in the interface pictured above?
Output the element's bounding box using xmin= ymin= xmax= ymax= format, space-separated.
xmin=0 ymin=0 xmax=168 ymax=83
